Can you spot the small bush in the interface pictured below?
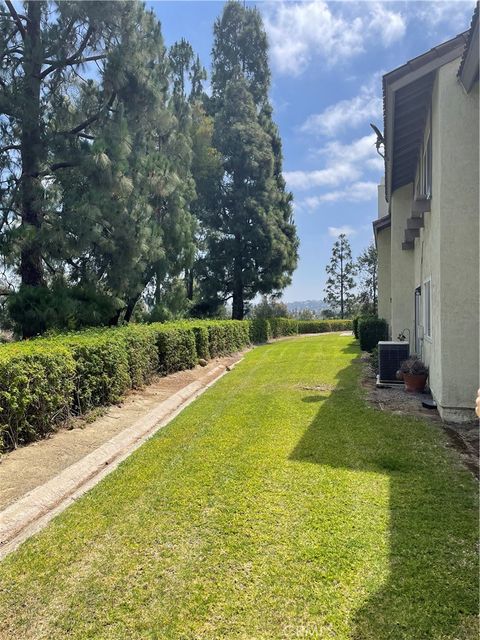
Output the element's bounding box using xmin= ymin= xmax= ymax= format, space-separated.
xmin=353 ymin=315 xmax=375 ymax=339
xmin=358 ymin=317 xmax=388 ymax=352
xmin=249 ymin=318 xmax=271 ymax=344
xmin=0 ymin=342 xmax=75 ymax=451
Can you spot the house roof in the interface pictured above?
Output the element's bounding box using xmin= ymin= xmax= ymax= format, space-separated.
xmin=372 ymin=214 xmax=391 ymax=245
xmin=458 ymin=2 xmax=479 ymax=93
xmin=383 ymin=31 xmax=469 ymax=202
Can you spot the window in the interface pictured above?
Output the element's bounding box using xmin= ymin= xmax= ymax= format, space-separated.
xmin=424 ymin=279 xmax=431 ymax=339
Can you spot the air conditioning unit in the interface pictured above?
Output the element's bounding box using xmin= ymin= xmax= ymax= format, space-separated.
xmin=378 ymin=341 xmax=410 ymax=384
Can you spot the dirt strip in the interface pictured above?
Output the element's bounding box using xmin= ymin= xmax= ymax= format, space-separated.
xmin=0 ymin=354 xmax=243 ymax=561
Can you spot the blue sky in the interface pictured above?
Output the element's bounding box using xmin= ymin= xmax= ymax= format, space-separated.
xmin=150 ymin=0 xmax=475 ymax=302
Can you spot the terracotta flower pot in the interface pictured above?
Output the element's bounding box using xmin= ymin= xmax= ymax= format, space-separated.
xmin=403 ymin=373 xmax=427 ymax=393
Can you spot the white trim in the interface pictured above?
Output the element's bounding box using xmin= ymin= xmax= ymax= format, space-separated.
xmin=423 ymin=277 xmax=432 ymax=341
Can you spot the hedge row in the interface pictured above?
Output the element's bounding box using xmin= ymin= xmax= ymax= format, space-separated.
xmin=297 ymin=319 xmax=352 ymax=334
xmin=0 ymin=320 xmax=251 ymax=452
xmin=248 ymin=317 xmax=353 ymax=343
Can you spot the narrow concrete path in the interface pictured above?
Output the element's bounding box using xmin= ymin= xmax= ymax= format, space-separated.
xmin=0 ymin=354 xmax=243 ymax=560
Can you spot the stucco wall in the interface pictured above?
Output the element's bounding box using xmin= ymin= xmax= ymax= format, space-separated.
xmin=377 ymin=227 xmax=391 ymax=331
xmin=434 ymin=60 xmax=479 ymax=416
xmin=389 ymin=184 xmax=415 ymax=348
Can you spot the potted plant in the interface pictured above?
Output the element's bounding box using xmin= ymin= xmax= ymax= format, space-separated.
xmin=399 ymin=356 xmax=429 ymax=392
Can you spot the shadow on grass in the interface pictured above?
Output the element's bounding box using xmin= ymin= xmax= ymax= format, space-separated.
xmin=290 ymin=353 xmax=478 ymax=639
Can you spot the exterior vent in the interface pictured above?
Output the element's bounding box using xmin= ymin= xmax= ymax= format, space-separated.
xmin=378 ymin=341 xmax=410 ymax=383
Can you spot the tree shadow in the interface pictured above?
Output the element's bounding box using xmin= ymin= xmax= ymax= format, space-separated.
xmin=290 ymin=356 xmax=478 ymax=639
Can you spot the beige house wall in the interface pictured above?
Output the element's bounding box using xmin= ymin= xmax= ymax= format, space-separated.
xmin=389 ymin=184 xmax=415 ymax=349
xmin=377 ymin=227 xmax=391 ymax=331
xmin=434 ymin=59 xmax=479 ymax=419
xmin=394 ymin=58 xmax=479 ymax=422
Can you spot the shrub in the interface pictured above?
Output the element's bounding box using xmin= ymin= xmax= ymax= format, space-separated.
xmin=0 ymin=342 xmax=75 ymax=451
xmin=117 ymin=325 xmax=159 ymax=388
xmin=153 ymin=325 xmax=197 ymax=375
xmin=0 ymin=319 xmax=253 ymax=452
xmin=178 ymin=322 xmax=210 ymax=360
xmin=249 ymin=317 xmax=271 ymax=343
xmin=297 ymin=319 xmax=352 ymax=334
xmin=268 ymin=317 xmax=298 ymax=338
xmin=353 ymin=315 xmax=375 ymax=339
xmin=358 ymin=317 xmax=388 ymax=352
xmin=207 ymin=320 xmax=250 ymax=356
xmin=61 ymin=331 xmax=131 ymax=413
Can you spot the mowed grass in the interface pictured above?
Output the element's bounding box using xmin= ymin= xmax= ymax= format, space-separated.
xmin=0 ymin=335 xmax=477 ymax=640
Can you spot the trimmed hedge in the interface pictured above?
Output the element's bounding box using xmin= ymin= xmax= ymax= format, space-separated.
xmin=154 ymin=325 xmax=197 ymax=375
xmin=0 ymin=315 xmax=356 ymax=453
xmin=353 ymin=315 xmax=374 ymax=339
xmin=0 ymin=342 xmax=75 ymax=451
xmin=0 ymin=320 xmax=252 ymax=453
xmin=358 ymin=317 xmax=388 ymax=352
xmin=249 ymin=318 xmax=271 ymax=344
xmin=268 ymin=317 xmax=299 ymax=338
xmin=297 ymin=319 xmax=352 ymax=334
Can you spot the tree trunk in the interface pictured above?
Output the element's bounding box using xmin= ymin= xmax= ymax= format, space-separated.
xmin=185 ymin=268 xmax=194 ymax=301
xmin=232 ymin=251 xmax=244 ymax=320
xmin=340 ymin=252 xmax=344 ymax=319
xmin=108 ymin=307 xmax=124 ymax=326
xmin=124 ymin=294 xmax=141 ymax=323
xmin=19 ymin=2 xmax=44 ymax=290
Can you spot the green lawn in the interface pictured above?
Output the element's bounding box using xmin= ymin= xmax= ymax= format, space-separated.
xmin=0 ymin=335 xmax=477 ymax=640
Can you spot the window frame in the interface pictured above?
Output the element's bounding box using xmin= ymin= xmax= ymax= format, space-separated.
xmin=423 ymin=277 xmax=432 ymax=341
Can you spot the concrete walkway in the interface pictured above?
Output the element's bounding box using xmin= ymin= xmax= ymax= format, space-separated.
xmin=0 ymin=354 xmax=243 ymax=560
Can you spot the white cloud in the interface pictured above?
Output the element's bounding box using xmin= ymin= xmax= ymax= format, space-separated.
xmin=303 ymin=181 xmax=378 ymax=209
xmin=368 ymin=2 xmax=406 ymax=46
xmin=264 ymin=1 xmax=406 ymax=76
xmin=413 ymin=0 xmax=475 ymax=33
xmin=300 ymin=75 xmax=382 ymax=137
xmin=328 ymin=225 xmax=357 ymax=238
xmin=285 ymin=132 xmax=382 ymax=194
xmin=284 ymin=163 xmax=359 ymax=190
xmin=264 ymin=1 xmax=364 ymax=76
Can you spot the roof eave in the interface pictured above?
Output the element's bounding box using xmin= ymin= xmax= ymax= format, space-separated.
xmin=383 ymin=33 xmax=468 ymax=202
xmin=458 ymin=6 xmax=479 ymax=93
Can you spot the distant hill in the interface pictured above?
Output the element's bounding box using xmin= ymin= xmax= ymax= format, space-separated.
xmin=286 ymin=300 xmax=327 ymax=314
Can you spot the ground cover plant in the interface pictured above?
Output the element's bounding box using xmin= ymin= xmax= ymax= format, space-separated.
xmin=0 ymin=335 xmax=477 ymax=639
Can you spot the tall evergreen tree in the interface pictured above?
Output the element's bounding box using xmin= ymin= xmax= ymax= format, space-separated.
xmin=356 ymin=242 xmax=378 ymax=315
xmin=0 ymin=1 xmax=124 ymax=296
xmin=324 ymin=234 xmax=356 ymax=319
xmin=200 ymin=0 xmax=298 ymax=319
xmin=1 ymin=2 xmax=198 ymax=332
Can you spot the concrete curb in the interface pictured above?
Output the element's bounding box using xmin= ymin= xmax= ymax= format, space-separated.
xmin=0 ymin=359 xmax=241 ymax=561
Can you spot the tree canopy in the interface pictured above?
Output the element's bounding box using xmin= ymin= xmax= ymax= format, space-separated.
xmin=0 ymin=0 xmax=298 ymax=335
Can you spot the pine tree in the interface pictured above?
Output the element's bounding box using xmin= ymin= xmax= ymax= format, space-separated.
xmin=1 ymin=2 xmax=198 ymax=332
xmin=356 ymin=242 xmax=378 ymax=315
xmin=324 ymin=234 xmax=356 ymax=319
xmin=200 ymin=0 xmax=298 ymax=319
xmin=0 ymin=1 xmax=125 ymax=295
